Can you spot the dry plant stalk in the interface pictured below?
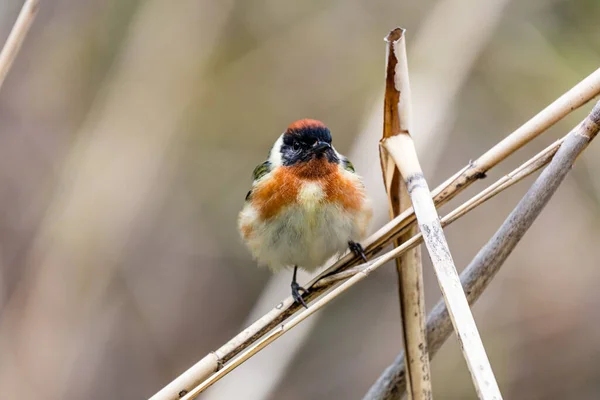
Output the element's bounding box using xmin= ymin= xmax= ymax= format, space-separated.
xmin=379 ymin=28 xmax=430 ymax=399
xmin=0 ymin=0 xmax=39 ymax=90
xmin=381 ymin=28 xmax=501 ymax=399
xmin=151 ymin=67 xmax=600 ymax=400
xmin=179 ymin=130 xmax=567 ymax=399
xmin=364 ymin=99 xmax=600 ymax=400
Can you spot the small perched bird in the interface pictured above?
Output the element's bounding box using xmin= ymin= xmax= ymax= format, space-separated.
xmin=238 ymin=119 xmax=372 ymax=307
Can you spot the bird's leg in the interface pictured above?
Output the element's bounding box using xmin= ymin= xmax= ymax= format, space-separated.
xmin=348 ymin=240 xmax=368 ymax=262
xmin=291 ymin=266 xmax=309 ymax=309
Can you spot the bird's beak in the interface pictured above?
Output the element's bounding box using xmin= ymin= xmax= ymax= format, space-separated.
xmin=312 ymin=141 xmax=331 ymax=153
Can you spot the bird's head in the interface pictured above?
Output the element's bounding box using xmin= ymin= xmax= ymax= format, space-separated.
xmin=271 ymin=119 xmax=339 ymax=171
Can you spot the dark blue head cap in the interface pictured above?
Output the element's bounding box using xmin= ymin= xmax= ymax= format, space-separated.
xmin=285 ymin=119 xmax=332 ymax=144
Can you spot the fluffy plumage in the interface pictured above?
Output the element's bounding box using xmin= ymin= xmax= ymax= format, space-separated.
xmin=238 ymin=119 xmax=372 ymax=273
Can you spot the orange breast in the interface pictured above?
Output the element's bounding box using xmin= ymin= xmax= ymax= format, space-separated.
xmin=251 ymin=159 xmax=365 ymax=220
xmin=322 ymin=172 xmax=364 ymax=212
xmin=251 ymin=168 xmax=300 ymax=220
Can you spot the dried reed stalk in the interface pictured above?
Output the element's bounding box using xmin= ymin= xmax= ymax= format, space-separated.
xmin=363 ymin=99 xmax=600 ymax=400
xmin=379 ymin=28 xmax=430 ymax=399
xmin=0 ymin=0 xmax=39 ymax=90
xmin=381 ymin=28 xmax=501 ymax=399
xmin=150 ymin=68 xmax=600 ymax=400
xmin=167 ymin=131 xmax=564 ymax=400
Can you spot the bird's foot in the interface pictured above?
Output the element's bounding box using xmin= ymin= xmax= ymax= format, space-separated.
xmin=291 ymin=281 xmax=309 ymax=309
xmin=348 ymin=240 xmax=368 ymax=262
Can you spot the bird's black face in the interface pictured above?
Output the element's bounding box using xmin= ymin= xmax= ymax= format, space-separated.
xmin=280 ymin=124 xmax=339 ymax=166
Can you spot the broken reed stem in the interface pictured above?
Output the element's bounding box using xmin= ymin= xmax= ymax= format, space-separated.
xmin=380 ymin=27 xmax=430 ymax=399
xmin=176 ymin=110 xmax=566 ymax=400
xmin=151 ymin=68 xmax=600 ymax=400
xmin=182 ymin=128 xmax=567 ymax=399
xmin=363 ymin=100 xmax=600 ymax=400
xmin=0 ymin=0 xmax=39 ymax=90
xmin=382 ymin=28 xmax=501 ymax=399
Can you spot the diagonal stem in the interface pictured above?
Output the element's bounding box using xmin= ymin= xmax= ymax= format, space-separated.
xmin=0 ymin=0 xmax=39 ymax=91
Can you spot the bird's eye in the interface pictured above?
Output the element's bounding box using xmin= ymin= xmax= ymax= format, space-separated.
xmin=292 ymin=141 xmax=301 ymax=151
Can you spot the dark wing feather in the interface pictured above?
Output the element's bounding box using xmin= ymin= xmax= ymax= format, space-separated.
xmin=252 ymin=161 xmax=271 ymax=181
xmin=342 ymin=157 xmax=355 ymax=173
xmin=245 ymin=161 xmax=271 ymax=202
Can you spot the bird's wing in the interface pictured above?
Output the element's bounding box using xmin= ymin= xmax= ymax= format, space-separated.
xmin=245 ymin=160 xmax=271 ymax=201
xmin=341 ymin=157 xmax=356 ymax=173
xmin=341 ymin=156 xmax=368 ymax=189
xmin=252 ymin=160 xmax=272 ymax=181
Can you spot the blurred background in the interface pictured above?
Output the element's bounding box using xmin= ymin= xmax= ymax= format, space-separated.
xmin=0 ymin=0 xmax=599 ymax=399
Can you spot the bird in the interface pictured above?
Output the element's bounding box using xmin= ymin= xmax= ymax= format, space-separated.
xmin=238 ymin=119 xmax=373 ymax=308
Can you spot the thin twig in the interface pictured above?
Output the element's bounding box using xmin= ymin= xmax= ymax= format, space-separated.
xmin=0 ymin=0 xmax=39 ymax=91
xmin=363 ymin=100 xmax=600 ymax=400
xmin=379 ymin=27 xmax=431 ymax=399
xmin=151 ymin=68 xmax=600 ymax=400
xmin=382 ymin=27 xmax=501 ymax=399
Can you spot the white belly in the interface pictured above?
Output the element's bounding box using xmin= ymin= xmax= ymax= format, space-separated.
xmin=250 ymin=204 xmax=360 ymax=272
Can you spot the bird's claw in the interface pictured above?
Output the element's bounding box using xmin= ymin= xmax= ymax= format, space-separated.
xmin=348 ymin=241 xmax=368 ymax=262
xmin=291 ymin=281 xmax=309 ymax=309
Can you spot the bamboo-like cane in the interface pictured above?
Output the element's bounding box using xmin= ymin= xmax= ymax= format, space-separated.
xmin=364 ymin=99 xmax=600 ymax=400
xmin=379 ymin=28 xmax=430 ymax=399
xmin=382 ymin=27 xmax=501 ymax=400
xmin=0 ymin=0 xmax=39 ymax=91
xmin=151 ymin=68 xmax=600 ymax=400
xmin=167 ymin=133 xmax=564 ymax=400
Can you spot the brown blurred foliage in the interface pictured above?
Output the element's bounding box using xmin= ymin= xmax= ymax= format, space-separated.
xmin=0 ymin=0 xmax=599 ymax=399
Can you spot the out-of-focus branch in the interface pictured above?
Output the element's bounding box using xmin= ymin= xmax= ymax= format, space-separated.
xmin=363 ymin=100 xmax=600 ymax=400
xmin=0 ymin=0 xmax=39 ymax=91
xmin=0 ymin=1 xmax=234 ymax=399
